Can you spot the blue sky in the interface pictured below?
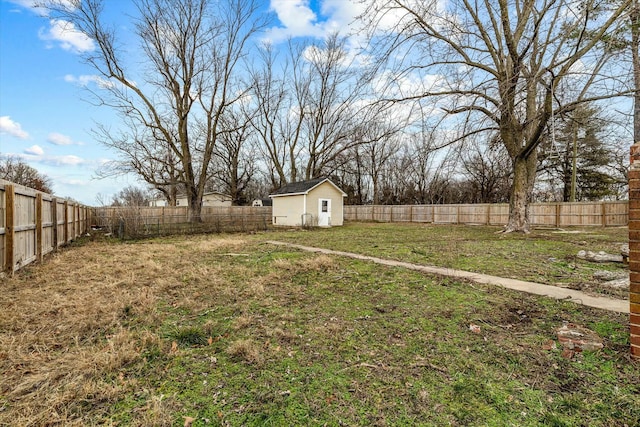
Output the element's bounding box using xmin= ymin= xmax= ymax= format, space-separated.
xmin=0 ymin=0 xmax=364 ymax=205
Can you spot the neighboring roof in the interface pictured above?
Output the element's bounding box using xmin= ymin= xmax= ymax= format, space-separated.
xmin=269 ymin=177 xmax=347 ymax=198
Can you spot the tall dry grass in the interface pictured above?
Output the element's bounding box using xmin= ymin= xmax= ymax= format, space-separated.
xmin=0 ymin=235 xmax=247 ymax=426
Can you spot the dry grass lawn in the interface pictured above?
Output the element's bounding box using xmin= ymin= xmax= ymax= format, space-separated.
xmin=0 ymin=228 xmax=638 ymax=426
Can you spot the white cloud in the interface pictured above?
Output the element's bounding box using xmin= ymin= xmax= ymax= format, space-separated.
xmin=64 ymin=73 xmax=116 ymax=89
xmin=14 ymin=151 xmax=86 ymax=167
xmin=38 ymin=154 xmax=85 ymax=166
xmin=266 ymin=0 xmax=364 ymax=43
xmin=0 ymin=116 xmax=30 ymax=139
xmin=47 ymin=132 xmax=82 ymax=146
xmin=320 ymin=0 xmax=365 ymax=32
xmin=49 ymin=154 xmax=85 ymax=166
xmin=39 ymin=19 xmax=95 ymax=53
xmin=58 ymin=178 xmax=87 ymax=186
xmin=24 ymin=145 xmax=45 ymax=155
xmin=272 ymin=0 xmax=317 ymax=31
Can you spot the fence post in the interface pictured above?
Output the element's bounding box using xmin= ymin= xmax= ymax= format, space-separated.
xmin=36 ymin=193 xmax=43 ymax=263
xmin=72 ymin=203 xmax=76 ymax=239
xmin=5 ymin=185 xmax=15 ymax=275
xmin=555 ymin=203 xmax=561 ymax=228
xmin=63 ymin=200 xmax=69 ymax=244
xmin=52 ymin=198 xmax=58 ymax=250
xmin=628 ymin=144 xmax=640 ymax=359
xmin=601 ymin=203 xmax=607 ymax=227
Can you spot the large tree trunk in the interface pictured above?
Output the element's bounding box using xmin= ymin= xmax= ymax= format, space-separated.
xmin=186 ymin=186 xmax=203 ymax=223
xmin=504 ymin=154 xmax=537 ymax=233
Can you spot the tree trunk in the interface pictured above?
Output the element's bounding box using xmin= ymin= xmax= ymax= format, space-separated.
xmin=187 ymin=186 xmax=202 ymax=223
xmin=504 ymin=154 xmax=537 ymax=233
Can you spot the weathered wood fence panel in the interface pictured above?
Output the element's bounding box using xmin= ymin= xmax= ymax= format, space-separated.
xmin=344 ymin=201 xmax=628 ymax=227
xmin=0 ymin=179 xmax=90 ymax=274
xmin=92 ymin=205 xmax=273 ymax=238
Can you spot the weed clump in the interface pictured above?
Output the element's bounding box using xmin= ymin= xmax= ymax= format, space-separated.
xmin=166 ymin=326 xmax=209 ymax=347
xmin=226 ymin=339 xmax=264 ymax=365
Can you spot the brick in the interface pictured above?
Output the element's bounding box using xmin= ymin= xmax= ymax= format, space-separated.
xmin=631 ymin=293 xmax=640 ymax=304
xmin=630 ymin=199 xmax=640 ymax=211
xmin=631 ymin=272 xmax=640 ymax=284
xmin=628 ymin=261 xmax=640 ymax=274
xmin=632 ymin=343 xmax=640 ymax=358
xmin=631 ymin=282 xmax=640 ymax=294
xmin=629 ymin=169 xmax=640 ymax=180
xmin=631 ymin=313 xmax=640 ymax=326
xmin=628 ymin=229 xmax=640 ymax=242
xmin=629 ymin=241 xmax=640 ymax=252
xmin=629 ymin=189 xmax=640 ymax=200
xmin=631 ymin=324 xmax=640 ymax=336
xmin=631 ymin=302 xmax=640 ymax=315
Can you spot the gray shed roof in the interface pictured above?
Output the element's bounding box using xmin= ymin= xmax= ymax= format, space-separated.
xmin=269 ymin=177 xmax=346 ymax=197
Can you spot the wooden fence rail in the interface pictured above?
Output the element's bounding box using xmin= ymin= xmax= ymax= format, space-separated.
xmin=0 ymin=179 xmax=90 ymax=274
xmin=344 ymin=201 xmax=628 ymax=227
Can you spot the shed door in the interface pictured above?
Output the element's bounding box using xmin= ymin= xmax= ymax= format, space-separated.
xmin=318 ymin=199 xmax=331 ymax=227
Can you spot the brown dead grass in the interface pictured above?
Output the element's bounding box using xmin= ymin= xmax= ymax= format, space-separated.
xmin=0 ymin=235 xmax=246 ymax=426
xmin=226 ymin=339 xmax=264 ymax=365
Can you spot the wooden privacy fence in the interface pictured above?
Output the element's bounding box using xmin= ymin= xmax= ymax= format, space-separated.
xmin=92 ymin=205 xmax=272 ymax=238
xmin=0 ymin=180 xmax=90 ymax=274
xmin=344 ymin=201 xmax=628 ymax=227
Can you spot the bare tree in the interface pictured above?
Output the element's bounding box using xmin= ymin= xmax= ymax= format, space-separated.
xmin=49 ymin=0 xmax=265 ymax=221
xmin=0 ymin=156 xmax=53 ymax=193
xmin=209 ymin=108 xmax=257 ymax=205
xmin=459 ymin=137 xmax=512 ymax=203
xmin=111 ymin=185 xmax=151 ymax=207
xmin=248 ymin=41 xmax=306 ymax=188
xmin=250 ymin=34 xmax=396 ymax=187
xmin=363 ymin=0 xmax=631 ymax=232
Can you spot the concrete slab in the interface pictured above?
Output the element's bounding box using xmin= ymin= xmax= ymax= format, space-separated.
xmin=265 ymin=240 xmax=629 ymax=314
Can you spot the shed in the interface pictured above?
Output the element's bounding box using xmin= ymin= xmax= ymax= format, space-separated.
xmin=269 ymin=177 xmax=346 ymax=227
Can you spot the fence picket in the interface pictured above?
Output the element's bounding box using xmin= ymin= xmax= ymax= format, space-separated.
xmin=0 ymin=180 xmax=90 ymax=274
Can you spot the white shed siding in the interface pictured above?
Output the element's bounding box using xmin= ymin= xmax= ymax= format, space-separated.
xmin=272 ymin=194 xmax=305 ymax=226
xmin=305 ymin=181 xmax=344 ymax=226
